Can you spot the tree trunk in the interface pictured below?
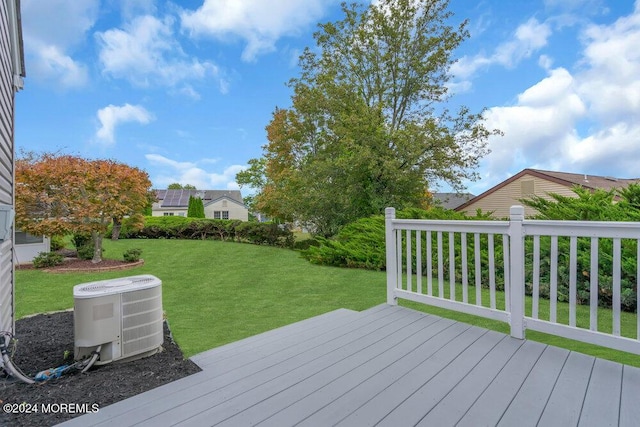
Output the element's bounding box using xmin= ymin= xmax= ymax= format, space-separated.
xmin=92 ymin=230 xmax=103 ymax=263
xmin=112 ymin=217 xmax=122 ymax=240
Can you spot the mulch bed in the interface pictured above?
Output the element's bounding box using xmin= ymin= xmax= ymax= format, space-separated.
xmin=0 ymin=311 xmax=201 ymax=426
xmin=16 ymin=257 xmax=143 ymax=273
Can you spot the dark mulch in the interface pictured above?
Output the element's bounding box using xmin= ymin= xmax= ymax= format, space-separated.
xmin=0 ymin=311 xmax=201 ymax=426
xmin=16 ymin=258 xmax=138 ymax=272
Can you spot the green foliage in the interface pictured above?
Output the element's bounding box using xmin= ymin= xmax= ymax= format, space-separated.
xmin=520 ymin=185 xmax=640 ymax=312
xmin=71 ymin=233 xmax=91 ymax=249
xmin=302 ymin=207 xmax=471 ymax=269
xmin=187 ymin=196 xmax=205 ymax=218
xmin=168 ymin=183 xmax=196 ymax=190
xmin=122 ymin=216 xmax=295 ymax=248
xmin=49 ymin=235 xmax=65 ymax=251
xmin=123 ymin=248 xmax=142 ymax=262
xmin=77 ymin=245 xmax=95 ymax=260
xmin=238 ymin=0 xmax=498 ymax=237
xmin=32 ymin=252 xmax=64 ymax=269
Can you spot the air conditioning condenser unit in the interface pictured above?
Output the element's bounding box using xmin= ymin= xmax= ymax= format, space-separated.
xmin=73 ymin=274 xmax=163 ymax=364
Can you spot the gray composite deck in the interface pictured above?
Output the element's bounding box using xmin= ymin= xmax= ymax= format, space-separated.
xmin=60 ymin=304 xmax=640 ymax=426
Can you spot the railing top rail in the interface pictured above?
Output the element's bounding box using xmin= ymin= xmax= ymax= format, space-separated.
xmin=391 ymin=219 xmax=509 ymax=234
xmin=524 ymin=220 xmax=640 ymax=239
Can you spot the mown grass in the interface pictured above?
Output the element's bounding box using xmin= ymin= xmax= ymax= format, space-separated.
xmin=15 ymin=239 xmax=640 ymax=367
xmin=16 ymin=239 xmax=386 ymax=357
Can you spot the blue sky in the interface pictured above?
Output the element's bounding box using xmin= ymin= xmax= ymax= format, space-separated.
xmin=15 ymin=0 xmax=640 ymax=197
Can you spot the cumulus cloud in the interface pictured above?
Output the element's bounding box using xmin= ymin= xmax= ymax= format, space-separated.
xmin=145 ymin=154 xmax=245 ymax=190
xmin=180 ymin=0 xmax=335 ymax=62
xmin=451 ymin=18 xmax=552 ymax=88
xmin=470 ymin=3 xmax=640 ymax=193
xmin=95 ymin=104 xmax=155 ymax=145
xmin=96 ymin=15 xmax=227 ymax=93
xmin=21 ymin=0 xmax=99 ymax=88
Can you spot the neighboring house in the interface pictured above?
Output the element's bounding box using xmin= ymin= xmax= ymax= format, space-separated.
xmin=455 ymin=168 xmax=640 ymax=218
xmin=152 ymin=189 xmax=249 ymax=221
xmin=0 ymin=0 xmax=25 ymax=336
xmin=14 ymin=231 xmax=50 ymax=264
xmin=432 ymin=192 xmax=475 ymax=210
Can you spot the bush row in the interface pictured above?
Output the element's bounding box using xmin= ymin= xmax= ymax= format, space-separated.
xmin=114 ymin=216 xmax=294 ymax=248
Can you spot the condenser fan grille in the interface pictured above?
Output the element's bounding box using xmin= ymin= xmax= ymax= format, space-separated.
xmin=74 ymin=275 xmax=160 ymax=297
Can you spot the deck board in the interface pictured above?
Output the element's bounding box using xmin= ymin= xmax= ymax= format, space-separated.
xmin=579 ymin=358 xmax=623 ymax=426
xmin=59 ymin=304 xmax=640 ymax=427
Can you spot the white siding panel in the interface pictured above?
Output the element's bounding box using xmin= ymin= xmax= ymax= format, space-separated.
xmin=460 ymin=174 xmax=577 ymax=218
xmin=0 ymin=0 xmax=17 ymax=335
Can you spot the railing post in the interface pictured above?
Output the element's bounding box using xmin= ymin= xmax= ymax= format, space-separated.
xmin=509 ymin=205 xmax=525 ymax=339
xmin=385 ymin=207 xmax=398 ymax=306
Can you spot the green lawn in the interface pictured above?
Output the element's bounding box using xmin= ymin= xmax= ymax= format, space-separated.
xmin=15 ymin=238 xmax=640 ymax=367
xmin=16 ymin=239 xmax=386 ymax=357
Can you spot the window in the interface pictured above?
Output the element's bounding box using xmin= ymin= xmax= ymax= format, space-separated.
xmin=222 ymin=200 xmax=228 ymax=208
xmin=214 ymin=211 xmax=229 ymax=219
xmin=15 ymin=231 xmax=43 ymax=245
xmin=163 ymin=212 xmax=174 ymax=216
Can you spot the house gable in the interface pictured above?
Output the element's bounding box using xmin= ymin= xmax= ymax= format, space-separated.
xmin=152 ymin=189 xmax=248 ymax=221
xmin=456 ymin=169 xmax=640 ymax=218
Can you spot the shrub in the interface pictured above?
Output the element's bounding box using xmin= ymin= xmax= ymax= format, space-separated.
xmin=71 ymin=233 xmax=91 ymax=249
xmin=302 ymin=207 xmax=470 ymax=269
xmin=50 ymin=235 xmax=65 ymax=251
xmin=77 ymin=244 xmax=104 ymax=261
xmin=123 ymin=248 xmax=142 ymax=262
xmin=76 ymin=245 xmax=94 ymax=260
xmin=32 ymin=252 xmax=64 ymax=269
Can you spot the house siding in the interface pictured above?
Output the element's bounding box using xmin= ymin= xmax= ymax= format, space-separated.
xmin=458 ymin=173 xmax=576 ymax=218
xmin=204 ymin=199 xmax=249 ymax=221
xmin=0 ymin=0 xmax=22 ymax=335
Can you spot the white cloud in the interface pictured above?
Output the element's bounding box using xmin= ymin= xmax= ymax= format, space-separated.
xmin=451 ymin=18 xmax=552 ymax=88
xmin=180 ymin=0 xmax=335 ymax=62
xmin=145 ymin=154 xmax=245 ymax=190
xmin=469 ymin=4 xmax=640 ymax=193
xmin=21 ymin=0 xmax=99 ymax=88
xmin=97 ymin=15 xmax=227 ymax=91
xmin=96 ymin=104 xmax=155 ymax=145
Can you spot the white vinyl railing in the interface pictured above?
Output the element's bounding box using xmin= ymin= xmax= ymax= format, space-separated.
xmin=385 ymin=206 xmax=640 ymax=355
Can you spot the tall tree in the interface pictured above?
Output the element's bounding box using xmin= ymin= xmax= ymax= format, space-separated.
xmin=168 ymin=183 xmax=196 ymax=190
xmin=187 ymin=195 xmax=205 ymax=218
xmin=237 ymin=0 xmax=499 ymax=236
xmin=15 ymin=153 xmax=153 ymax=263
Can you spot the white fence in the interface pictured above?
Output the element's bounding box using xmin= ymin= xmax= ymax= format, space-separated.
xmin=385 ymin=206 xmax=640 ymax=355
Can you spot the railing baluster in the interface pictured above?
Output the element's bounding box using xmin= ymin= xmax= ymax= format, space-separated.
xmin=462 ymin=233 xmax=468 ymax=304
xmin=533 ymin=235 xmax=540 ymax=319
xmin=396 ymin=229 xmax=402 ymax=294
xmin=569 ymin=236 xmax=577 ymax=327
xmin=489 ymin=234 xmax=496 ymax=309
xmin=449 ymin=232 xmax=455 ymax=301
xmin=613 ymin=238 xmax=621 ymax=336
xmin=406 ymin=230 xmax=412 ymax=292
xmin=437 ymin=231 xmax=444 ymax=298
xmin=503 ymin=235 xmax=510 ymax=311
xmin=637 ymin=239 xmax=640 ymax=340
xmin=416 ymin=231 xmax=422 ymax=294
xmin=550 ymin=236 xmax=558 ymax=323
xmin=426 ymin=231 xmax=433 ymax=296
xmin=590 ymin=238 xmax=598 ymax=331
xmin=474 ymin=233 xmax=481 ymax=306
